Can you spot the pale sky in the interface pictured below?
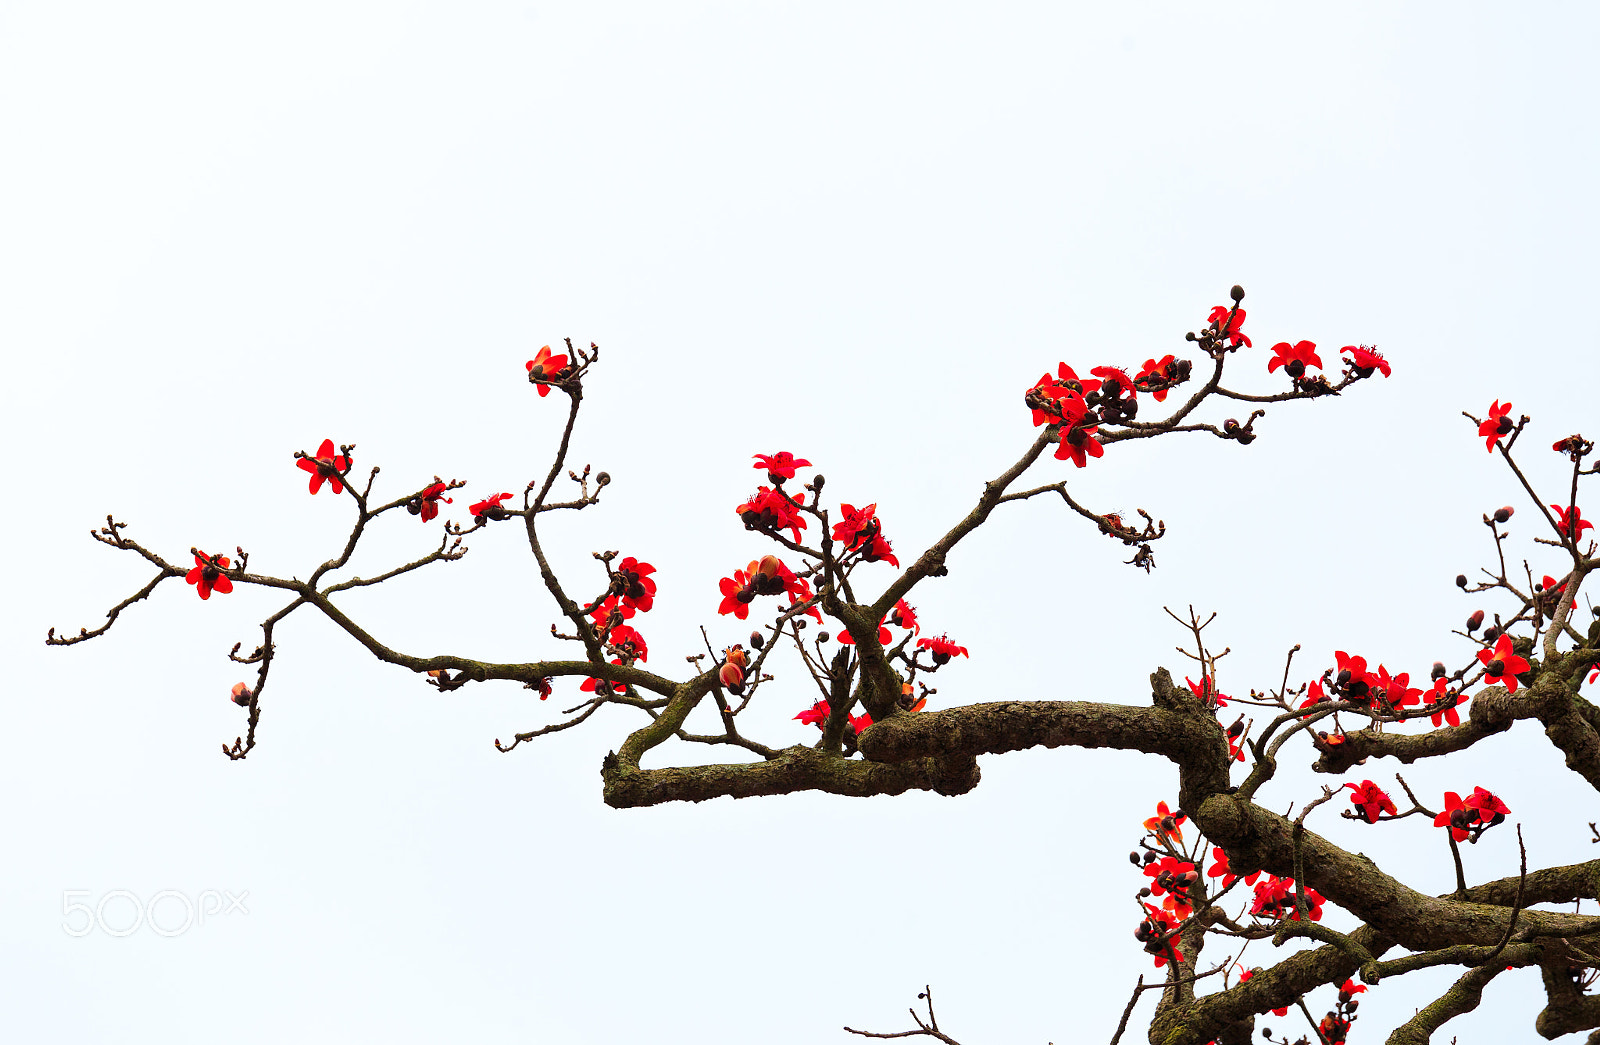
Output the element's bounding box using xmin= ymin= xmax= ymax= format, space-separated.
xmin=5 ymin=4 xmax=1598 ymax=1043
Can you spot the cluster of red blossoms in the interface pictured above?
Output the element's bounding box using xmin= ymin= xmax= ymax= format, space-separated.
xmin=1023 ymin=305 xmax=1392 ymax=470
xmin=717 ymin=554 xmax=816 ymax=621
xmin=573 ymin=556 xmax=659 ymax=699
xmin=1304 ymin=650 xmax=1477 ymax=727
xmin=795 ymin=697 xmax=874 ymax=736
xmin=726 ymin=452 xmax=971 ymax=729
xmin=1434 ymin=786 xmax=1511 ymax=842
xmin=832 ymin=503 xmax=897 ymax=566
xmin=1250 ymin=874 xmax=1325 ymax=923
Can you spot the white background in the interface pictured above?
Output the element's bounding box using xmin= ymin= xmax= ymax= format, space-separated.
xmin=4 ymin=3 xmax=1597 ymax=1042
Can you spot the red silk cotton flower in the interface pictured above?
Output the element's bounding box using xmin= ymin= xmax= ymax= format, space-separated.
xmin=1135 ymin=355 xmax=1176 ymax=402
xmin=1185 ymin=674 xmax=1228 ymax=710
xmin=832 ymin=503 xmax=899 ymax=566
xmin=1342 ymin=345 xmax=1391 ymax=378
xmin=297 ymin=439 xmax=350 ymax=495
xmin=1027 ymin=372 xmax=1092 ymax=428
xmin=1206 ymin=847 xmax=1260 ymax=889
xmin=1479 ymin=400 xmax=1515 ymax=452
xmin=412 ymin=481 xmax=452 ymax=523
xmin=1464 ymin=785 xmax=1511 ymax=826
xmin=838 ymin=614 xmax=892 ymax=647
xmin=1266 ymin=340 xmax=1323 ymax=378
xmin=1143 ymin=801 xmax=1185 ymax=846
xmin=890 ymin=598 xmax=919 ymax=634
xmin=1207 ymin=305 xmax=1250 ymax=347
xmin=607 ymin=624 xmax=647 ymax=663
xmin=736 ymin=487 xmax=807 ymax=542
xmin=718 ymin=555 xmax=817 ymax=621
xmin=753 ymin=451 xmax=811 ymax=483
xmin=1250 ymin=875 xmax=1324 ymax=922
xmin=795 ymin=699 xmax=830 ymax=727
xmin=1476 ymin=633 xmax=1530 ymax=692
xmin=525 ymin=345 xmax=570 ymax=396
xmin=1434 ymin=788 xmax=1510 ymax=840
xmin=186 ymin=551 xmax=234 ymax=600
xmin=613 ymin=557 xmax=657 ymax=613
xmin=917 ymin=634 xmax=968 ymax=665
xmin=1091 ymin=366 xmax=1137 ymax=399
xmin=1054 ymin=412 xmax=1103 ymax=469
xmin=1136 ymin=904 xmax=1185 ymax=968
xmin=469 ymin=493 xmax=514 ymax=519
xmin=1344 ymin=780 xmax=1397 ymax=823
xmin=794 ymin=698 xmax=871 ymax=735
xmin=1426 ymin=677 xmax=1470 ymax=728
xmin=1552 ymin=504 xmax=1593 ymax=540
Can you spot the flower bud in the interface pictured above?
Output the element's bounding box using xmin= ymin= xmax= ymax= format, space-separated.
xmin=749 ymin=631 xmax=764 ymax=650
xmin=230 ymin=682 xmax=252 ymax=706
xmin=1230 ymin=284 xmax=1245 ymax=302
xmin=1129 ymin=851 xmax=1142 ymax=866
xmin=1493 ymin=506 xmax=1513 ymax=523
xmin=595 ymin=472 xmax=611 ymax=487
xmin=1431 ymin=661 xmax=1446 ymax=680
xmin=1467 ymin=610 xmax=1484 ymax=632
xmin=818 ymin=631 xmax=830 ymax=643
xmin=1455 ymin=574 xmax=1468 ymax=588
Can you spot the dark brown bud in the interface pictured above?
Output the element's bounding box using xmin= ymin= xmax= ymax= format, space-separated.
xmin=1230 ymin=284 xmax=1245 ymax=302
xmin=595 ymin=472 xmax=611 ymax=486
xmin=1455 ymin=574 xmax=1468 ymax=588
xmin=1431 ymin=661 xmax=1446 ymax=680
xmin=749 ymin=631 xmax=764 ymax=649
xmin=1467 ymin=610 xmax=1484 ymax=632
xmin=1493 ymin=506 xmax=1513 ymax=523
